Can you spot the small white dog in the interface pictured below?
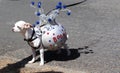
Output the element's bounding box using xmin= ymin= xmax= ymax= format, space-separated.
xmin=12 ymin=20 xmax=70 ymax=65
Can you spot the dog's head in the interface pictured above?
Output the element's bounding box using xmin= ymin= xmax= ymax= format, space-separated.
xmin=12 ymin=20 xmax=32 ymax=32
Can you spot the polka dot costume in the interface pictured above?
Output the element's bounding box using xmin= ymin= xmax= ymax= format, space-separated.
xmin=41 ymin=24 xmax=67 ymax=50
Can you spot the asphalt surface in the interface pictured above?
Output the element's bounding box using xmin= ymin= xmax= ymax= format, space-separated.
xmin=0 ymin=0 xmax=120 ymax=73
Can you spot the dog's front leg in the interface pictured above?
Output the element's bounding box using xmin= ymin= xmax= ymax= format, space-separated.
xmin=39 ymin=48 xmax=44 ymax=65
xmin=28 ymin=48 xmax=36 ymax=63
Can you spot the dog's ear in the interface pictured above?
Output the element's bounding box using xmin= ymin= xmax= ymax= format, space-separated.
xmin=23 ymin=23 xmax=32 ymax=29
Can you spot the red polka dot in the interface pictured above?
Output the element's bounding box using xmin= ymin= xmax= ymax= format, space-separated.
xmin=53 ymin=37 xmax=57 ymax=43
xmin=57 ymin=35 xmax=60 ymax=39
xmin=50 ymin=44 xmax=52 ymax=47
xmin=47 ymin=32 xmax=49 ymax=35
xmin=60 ymin=34 xmax=63 ymax=38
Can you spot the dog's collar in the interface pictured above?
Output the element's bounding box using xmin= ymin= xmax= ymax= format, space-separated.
xmin=24 ymin=28 xmax=37 ymax=42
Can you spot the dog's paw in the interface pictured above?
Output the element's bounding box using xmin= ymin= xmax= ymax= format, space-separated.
xmin=28 ymin=60 xmax=35 ymax=64
xmin=28 ymin=58 xmax=36 ymax=64
xmin=39 ymin=62 xmax=44 ymax=66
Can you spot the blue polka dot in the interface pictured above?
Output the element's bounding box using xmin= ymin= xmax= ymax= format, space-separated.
xmin=53 ymin=33 xmax=55 ymax=35
xmin=49 ymin=40 xmax=51 ymax=42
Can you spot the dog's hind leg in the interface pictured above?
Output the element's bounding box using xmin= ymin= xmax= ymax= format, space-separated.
xmin=28 ymin=48 xmax=36 ymax=63
xmin=56 ymin=47 xmax=61 ymax=54
xmin=63 ymin=44 xmax=71 ymax=56
xmin=39 ymin=48 xmax=44 ymax=65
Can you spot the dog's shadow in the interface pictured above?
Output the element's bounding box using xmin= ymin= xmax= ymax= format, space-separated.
xmin=35 ymin=46 xmax=93 ymax=63
xmin=0 ymin=46 xmax=93 ymax=73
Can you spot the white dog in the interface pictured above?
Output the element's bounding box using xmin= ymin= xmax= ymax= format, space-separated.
xmin=12 ymin=20 xmax=71 ymax=65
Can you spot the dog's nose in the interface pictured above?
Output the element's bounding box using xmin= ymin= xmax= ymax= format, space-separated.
xmin=12 ymin=28 xmax=14 ymax=32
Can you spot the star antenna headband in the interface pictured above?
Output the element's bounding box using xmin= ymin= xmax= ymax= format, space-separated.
xmin=30 ymin=1 xmax=72 ymax=27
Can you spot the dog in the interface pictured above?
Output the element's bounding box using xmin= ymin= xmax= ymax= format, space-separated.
xmin=12 ymin=20 xmax=71 ymax=65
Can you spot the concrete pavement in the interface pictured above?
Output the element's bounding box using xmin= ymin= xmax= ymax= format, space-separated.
xmin=0 ymin=0 xmax=120 ymax=73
